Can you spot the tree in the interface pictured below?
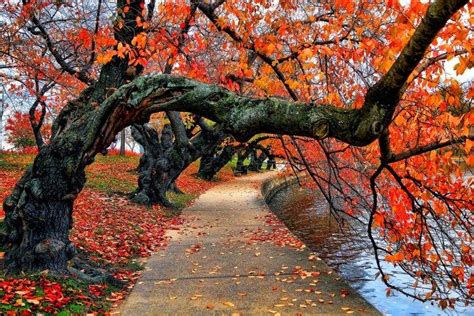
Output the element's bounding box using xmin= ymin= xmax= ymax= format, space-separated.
xmin=197 ymin=137 xmax=237 ymax=180
xmin=0 ymin=91 xmax=7 ymax=151
xmin=5 ymin=111 xmax=37 ymax=150
xmin=0 ymin=0 xmax=472 ymax=308
xmin=130 ymin=115 xmax=225 ymax=206
xmin=5 ymin=110 xmax=51 ymax=151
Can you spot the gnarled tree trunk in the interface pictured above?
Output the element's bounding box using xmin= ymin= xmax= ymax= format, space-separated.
xmin=2 ymin=0 xmax=145 ymax=273
xmin=3 ymin=90 xmax=128 ymax=273
xmin=131 ymin=122 xmax=226 ymax=206
xmin=234 ymin=149 xmax=249 ymax=176
xmin=197 ymin=144 xmax=236 ymax=180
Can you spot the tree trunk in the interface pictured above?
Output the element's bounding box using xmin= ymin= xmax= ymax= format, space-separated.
xmin=119 ymin=129 xmax=126 ymax=155
xmin=2 ymin=0 xmax=145 ymax=271
xmin=248 ymin=149 xmax=259 ymax=171
xmin=198 ymin=145 xmax=235 ymax=180
xmin=234 ymin=150 xmax=248 ymax=176
xmin=131 ymin=123 xmax=225 ymax=206
xmin=266 ymin=154 xmax=277 ymax=170
xmin=3 ymin=101 xmax=100 ymax=273
xmin=256 ymin=150 xmax=268 ymax=171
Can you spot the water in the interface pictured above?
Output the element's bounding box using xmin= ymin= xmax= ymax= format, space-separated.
xmin=268 ymin=185 xmax=473 ymax=316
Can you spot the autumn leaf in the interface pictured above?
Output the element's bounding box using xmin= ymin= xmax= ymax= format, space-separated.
xmin=223 ymin=301 xmax=236 ymax=307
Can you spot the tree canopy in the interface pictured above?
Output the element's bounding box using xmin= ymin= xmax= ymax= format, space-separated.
xmin=0 ymin=0 xmax=473 ymax=309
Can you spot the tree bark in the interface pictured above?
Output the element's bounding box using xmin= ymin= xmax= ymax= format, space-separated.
xmin=197 ymin=144 xmax=236 ymax=180
xmin=130 ymin=123 xmax=226 ymax=206
xmin=234 ymin=149 xmax=249 ymax=176
xmin=119 ymin=129 xmax=126 ymax=155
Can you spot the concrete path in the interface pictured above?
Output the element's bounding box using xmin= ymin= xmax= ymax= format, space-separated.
xmin=119 ymin=172 xmax=380 ymax=315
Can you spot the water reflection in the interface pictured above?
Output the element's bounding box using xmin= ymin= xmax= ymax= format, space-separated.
xmin=268 ymin=185 xmax=473 ymax=316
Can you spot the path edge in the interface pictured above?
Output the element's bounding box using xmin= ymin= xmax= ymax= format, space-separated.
xmin=260 ymin=172 xmax=382 ymax=315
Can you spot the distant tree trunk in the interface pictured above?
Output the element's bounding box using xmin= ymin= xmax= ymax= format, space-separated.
xmin=129 ymin=124 xmax=166 ymax=205
xmin=266 ymin=153 xmax=277 ymax=170
xmin=197 ymin=150 xmax=215 ymax=179
xmin=256 ymin=150 xmax=268 ymax=170
xmin=198 ymin=145 xmax=236 ymax=180
xmin=248 ymin=149 xmax=259 ymax=171
xmin=234 ymin=149 xmax=249 ymax=176
xmin=119 ymin=129 xmax=126 ymax=155
xmin=234 ymin=142 xmax=271 ymax=174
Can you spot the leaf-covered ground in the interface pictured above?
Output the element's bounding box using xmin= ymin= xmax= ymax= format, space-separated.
xmin=0 ymin=152 xmax=233 ymax=315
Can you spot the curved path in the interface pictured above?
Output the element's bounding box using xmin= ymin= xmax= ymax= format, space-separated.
xmin=119 ymin=172 xmax=380 ymax=315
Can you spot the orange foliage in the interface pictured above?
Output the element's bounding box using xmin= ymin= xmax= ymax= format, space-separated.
xmin=0 ymin=0 xmax=473 ymax=308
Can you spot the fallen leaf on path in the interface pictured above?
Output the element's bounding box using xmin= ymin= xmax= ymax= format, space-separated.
xmin=206 ymin=304 xmax=215 ymax=309
xmin=223 ymin=301 xmax=236 ymax=307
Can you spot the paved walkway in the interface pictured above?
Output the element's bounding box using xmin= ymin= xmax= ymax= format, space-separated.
xmin=119 ymin=172 xmax=380 ymax=315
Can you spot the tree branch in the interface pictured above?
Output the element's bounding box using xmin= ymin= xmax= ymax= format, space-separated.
xmin=387 ymin=135 xmax=473 ymax=163
xmin=365 ymin=0 xmax=468 ymax=108
xmin=23 ymin=0 xmax=95 ymax=85
xmin=166 ymin=111 xmax=189 ymax=144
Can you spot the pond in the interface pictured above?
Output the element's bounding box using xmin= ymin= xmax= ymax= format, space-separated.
xmin=267 ymin=184 xmax=473 ymax=316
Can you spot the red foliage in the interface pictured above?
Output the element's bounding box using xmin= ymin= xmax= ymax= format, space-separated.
xmin=106 ymin=149 xmax=140 ymax=156
xmin=176 ymin=163 xmax=234 ymax=194
xmin=0 ymin=154 xmax=234 ymax=313
xmin=0 ymin=275 xmax=110 ymax=314
xmin=5 ymin=111 xmax=50 ymax=151
xmin=71 ymin=189 xmax=183 ymax=265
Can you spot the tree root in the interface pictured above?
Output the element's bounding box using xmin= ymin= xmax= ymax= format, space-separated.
xmin=68 ymin=257 xmax=127 ymax=288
